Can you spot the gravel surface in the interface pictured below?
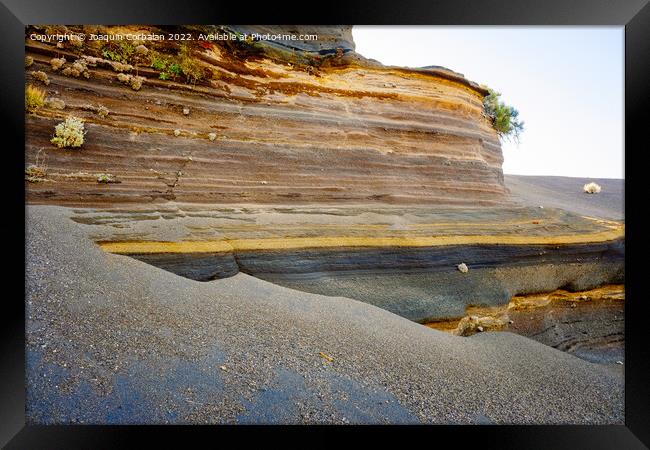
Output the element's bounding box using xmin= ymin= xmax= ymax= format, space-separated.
xmin=25 ymin=205 xmax=624 ymax=424
xmin=505 ymin=175 xmax=624 ymax=220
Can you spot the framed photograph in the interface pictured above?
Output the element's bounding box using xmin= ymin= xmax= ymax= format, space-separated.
xmin=2 ymin=0 xmax=648 ymax=447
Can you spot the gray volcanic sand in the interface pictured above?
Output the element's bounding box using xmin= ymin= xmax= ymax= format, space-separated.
xmin=26 ymin=205 xmax=623 ymax=424
xmin=505 ymin=175 xmax=624 ymax=220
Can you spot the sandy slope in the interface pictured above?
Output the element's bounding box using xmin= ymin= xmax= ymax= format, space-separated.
xmin=26 ymin=205 xmax=623 ymax=424
xmin=505 ymin=175 xmax=624 ymax=220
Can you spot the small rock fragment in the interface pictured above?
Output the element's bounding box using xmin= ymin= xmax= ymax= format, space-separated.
xmin=208 ymin=132 xmax=217 ymax=141
xmin=183 ymin=107 xmax=190 ymax=115
xmin=457 ymin=263 xmax=469 ymax=273
xmin=477 ymin=326 xmax=484 ymax=332
xmin=173 ymin=129 xmax=181 ymax=137
xmin=135 ymin=44 xmax=149 ymax=55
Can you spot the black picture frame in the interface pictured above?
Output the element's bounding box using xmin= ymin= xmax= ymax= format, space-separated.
xmin=2 ymin=0 xmax=648 ymax=447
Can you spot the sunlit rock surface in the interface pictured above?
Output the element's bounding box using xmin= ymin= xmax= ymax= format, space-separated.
xmin=26 ymin=25 xmax=504 ymax=206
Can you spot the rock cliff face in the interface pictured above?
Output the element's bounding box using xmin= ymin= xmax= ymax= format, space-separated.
xmin=25 ymin=25 xmax=505 ymax=206
xmin=24 ymin=26 xmax=626 ymax=425
xmin=24 ymin=26 xmax=624 ymax=323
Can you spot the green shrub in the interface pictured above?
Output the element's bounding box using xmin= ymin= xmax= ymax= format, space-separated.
xmin=150 ymin=54 xmax=168 ymax=71
xmin=178 ymin=45 xmax=203 ymax=84
xmin=102 ymin=42 xmax=135 ymax=64
xmin=483 ymin=89 xmax=524 ymax=142
xmin=168 ymin=63 xmax=181 ymax=77
xmin=150 ymin=52 xmax=182 ymax=81
xmin=96 ymin=173 xmax=117 ymax=183
xmin=51 ymin=116 xmax=85 ymax=148
xmin=149 ymin=45 xmax=203 ymax=84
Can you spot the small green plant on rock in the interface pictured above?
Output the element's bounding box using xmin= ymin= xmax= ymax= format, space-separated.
xmin=483 ymin=88 xmax=524 ymax=143
xmin=150 ymin=49 xmax=188 ymax=82
xmin=96 ymin=173 xmax=118 ymax=183
xmin=102 ymin=41 xmax=135 ymax=64
xmin=178 ymin=45 xmax=203 ymax=84
xmin=25 ymin=84 xmax=45 ymax=112
xmin=51 ymin=116 xmax=85 ymax=149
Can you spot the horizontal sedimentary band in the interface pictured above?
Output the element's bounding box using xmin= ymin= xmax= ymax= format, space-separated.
xmin=122 ymin=239 xmax=624 ymax=321
xmin=99 ymin=226 xmax=624 ymax=254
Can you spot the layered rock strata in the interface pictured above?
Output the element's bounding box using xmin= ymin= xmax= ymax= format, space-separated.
xmin=26 ymin=25 xmax=504 ymax=206
xmin=25 ymin=25 xmax=624 ymax=323
xmin=426 ymin=285 xmax=625 ymax=364
xmin=71 ymin=203 xmax=624 ymax=322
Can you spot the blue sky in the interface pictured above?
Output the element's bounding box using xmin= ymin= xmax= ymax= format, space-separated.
xmin=353 ymin=27 xmax=624 ymax=179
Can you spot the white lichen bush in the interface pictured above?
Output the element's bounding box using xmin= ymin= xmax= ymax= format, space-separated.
xmin=583 ymin=182 xmax=602 ymax=194
xmin=31 ymin=70 xmax=50 ymax=85
xmin=50 ymin=116 xmax=86 ymax=149
xmin=50 ymin=57 xmax=66 ymax=71
xmin=110 ymin=61 xmax=133 ymax=73
xmin=117 ymin=73 xmax=144 ymax=90
xmin=208 ymin=132 xmax=217 ymax=141
xmin=61 ymin=58 xmax=90 ymax=78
